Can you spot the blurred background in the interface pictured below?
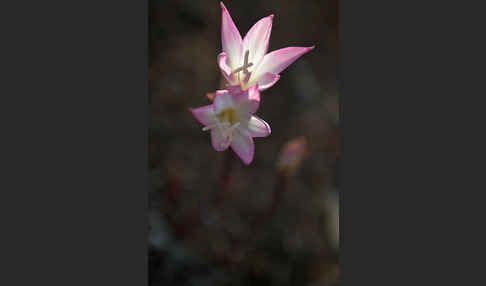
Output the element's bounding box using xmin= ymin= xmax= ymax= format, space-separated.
xmin=149 ymin=0 xmax=339 ymax=285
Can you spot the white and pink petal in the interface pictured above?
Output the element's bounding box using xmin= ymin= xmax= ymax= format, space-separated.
xmin=253 ymin=46 xmax=315 ymax=80
xmin=232 ymin=84 xmax=261 ymax=113
xmin=255 ymin=72 xmax=280 ymax=91
xmin=246 ymin=115 xmax=271 ymax=138
xmin=230 ymin=129 xmax=255 ymax=165
xmin=220 ymin=2 xmax=243 ymax=69
xmin=217 ymin=52 xmax=236 ymax=84
xmin=190 ymin=105 xmax=215 ymax=126
xmin=211 ymin=129 xmax=231 ymax=151
xmin=242 ymin=15 xmax=274 ymax=65
xmin=213 ymin=90 xmax=234 ymax=111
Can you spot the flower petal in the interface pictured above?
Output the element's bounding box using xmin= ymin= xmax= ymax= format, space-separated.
xmin=247 ymin=84 xmax=261 ymax=102
xmin=211 ymin=129 xmax=231 ymax=151
xmin=256 ymin=72 xmax=280 ymax=91
xmin=220 ymin=2 xmax=243 ymax=69
xmin=253 ymin=46 xmax=315 ymax=79
xmin=226 ymin=85 xmax=246 ymax=95
xmin=246 ymin=115 xmax=271 ymax=138
xmin=213 ymin=90 xmax=234 ymax=111
xmin=233 ymin=84 xmax=260 ymax=113
xmin=242 ymin=15 xmax=273 ymax=66
xmin=190 ymin=105 xmax=215 ymax=126
xmin=231 ymin=129 xmax=254 ymax=165
xmin=217 ymin=52 xmax=236 ymax=84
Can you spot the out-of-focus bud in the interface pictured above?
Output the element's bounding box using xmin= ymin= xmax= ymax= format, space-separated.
xmin=206 ymin=92 xmax=216 ymax=102
xmin=276 ymin=136 xmax=308 ymax=175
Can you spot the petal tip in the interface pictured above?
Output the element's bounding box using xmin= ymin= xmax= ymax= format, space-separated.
xmin=211 ymin=130 xmax=231 ymax=152
xmin=237 ymin=151 xmax=253 ymax=165
xmin=231 ymin=135 xmax=254 ymax=165
xmin=189 ymin=107 xmax=201 ymax=123
xmin=220 ymin=2 xmax=227 ymax=10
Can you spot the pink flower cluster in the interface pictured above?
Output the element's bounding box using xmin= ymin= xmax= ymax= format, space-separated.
xmin=191 ymin=2 xmax=314 ymax=164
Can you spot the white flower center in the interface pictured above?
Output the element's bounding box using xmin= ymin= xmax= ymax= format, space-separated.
xmin=202 ymin=108 xmax=241 ymax=143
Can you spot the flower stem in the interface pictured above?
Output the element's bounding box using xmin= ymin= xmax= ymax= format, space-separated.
xmin=249 ymin=170 xmax=289 ymax=229
xmin=220 ymin=150 xmax=234 ymax=194
xmin=269 ymin=170 xmax=288 ymax=212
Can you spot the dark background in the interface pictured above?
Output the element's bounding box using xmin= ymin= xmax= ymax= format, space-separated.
xmin=149 ymin=0 xmax=339 ymax=285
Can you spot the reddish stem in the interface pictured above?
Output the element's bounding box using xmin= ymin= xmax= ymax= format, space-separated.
xmin=220 ymin=150 xmax=234 ymax=194
xmin=166 ymin=176 xmax=180 ymax=204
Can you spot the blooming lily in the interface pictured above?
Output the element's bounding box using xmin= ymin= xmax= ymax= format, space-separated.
xmin=190 ymin=85 xmax=270 ymax=165
xmin=218 ymin=2 xmax=315 ymax=91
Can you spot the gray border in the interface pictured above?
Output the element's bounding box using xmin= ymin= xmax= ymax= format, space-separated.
xmin=339 ymin=0 xmax=471 ymax=284
xmin=0 ymin=0 xmax=148 ymax=285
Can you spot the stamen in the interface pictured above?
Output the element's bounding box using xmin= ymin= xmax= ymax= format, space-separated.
xmin=231 ymin=50 xmax=253 ymax=83
xmin=202 ymin=122 xmax=230 ymax=131
xmin=223 ymin=122 xmax=240 ymax=140
xmin=203 ymin=121 xmax=241 ymax=145
xmin=231 ymin=63 xmax=253 ymax=74
xmin=229 ymin=122 xmax=240 ymax=130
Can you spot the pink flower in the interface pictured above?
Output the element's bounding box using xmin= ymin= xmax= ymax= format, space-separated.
xmin=218 ymin=2 xmax=315 ymax=91
xmin=190 ymin=85 xmax=271 ymax=165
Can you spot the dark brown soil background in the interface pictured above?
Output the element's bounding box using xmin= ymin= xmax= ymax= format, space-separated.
xmin=149 ymin=0 xmax=339 ymax=285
